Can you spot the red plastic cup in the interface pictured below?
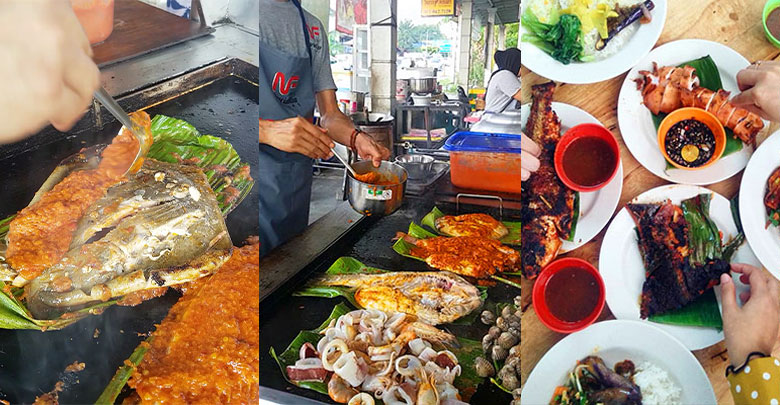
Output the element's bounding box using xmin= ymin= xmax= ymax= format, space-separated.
xmin=532 ymin=257 xmax=606 ymax=334
xmin=554 ymin=123 xmax=621 ymax=192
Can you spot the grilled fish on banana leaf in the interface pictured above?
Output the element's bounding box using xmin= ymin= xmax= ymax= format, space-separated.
xmin=311 ymin=271 xmax=483 ymax=325
xmin=396 ymin=233 xmax=519 ymax=278
xmin=521 ymin=82 xmax=576 ymax=279
xmin=434 ymin=213 xmax=509 ymax=239
xmin=26 ymin=159 xmax=233 ymax=319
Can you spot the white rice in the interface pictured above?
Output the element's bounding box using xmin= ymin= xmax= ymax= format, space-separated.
xmin=633 ymin=361 xmax=683 ymax=405
xmin=525 ymin=0 xmax=642 ymax=61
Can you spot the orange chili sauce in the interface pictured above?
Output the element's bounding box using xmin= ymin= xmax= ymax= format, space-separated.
xmin=128 ymin=243 xmax=260 ymax=403
xmin=354 ymin=171 xmax=399 ymax=185
xmin=6 ymin=112 xmax=150 ymax=281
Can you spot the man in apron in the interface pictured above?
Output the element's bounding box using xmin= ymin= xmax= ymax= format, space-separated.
xmin=259 ymin=0 xmax=390 ymax=258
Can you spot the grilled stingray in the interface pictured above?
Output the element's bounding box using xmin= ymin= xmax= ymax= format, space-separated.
xmin=312 ymin=271 xmax=483 ymax=325
xmin=627 ymin=200 xmax=730 ymax=318
xmin=26 ymin=159 xmax=233 ymax=319
xmin=521 ymin=82 xmax=576 ymax=279
xmin=435 ymin=213 xmax=508 ymax=239
xmin=397 ymin=233 xmax=519 ymax=278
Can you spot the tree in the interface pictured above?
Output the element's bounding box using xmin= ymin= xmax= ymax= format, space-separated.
xmin=397 ymin=19 xmax=446 ymax=53
xmin=506 ymin=23 xmax=518 ymax=48
xmin=328 ymin=31 xmax=345 ymax=56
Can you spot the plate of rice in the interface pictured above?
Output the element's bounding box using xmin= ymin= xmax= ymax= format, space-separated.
xmin=521 ymin=0 xmax=667 ymax=84
xmin=522 ymin=320 xmax=716 ymax=404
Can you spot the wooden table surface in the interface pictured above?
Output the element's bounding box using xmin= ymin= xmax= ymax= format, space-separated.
xmin=520 ymin=1 xmax=780 ymax=404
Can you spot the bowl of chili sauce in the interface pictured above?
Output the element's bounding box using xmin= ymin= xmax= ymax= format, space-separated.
xmin=532 ymin=257 xmax=605 ymax=333
xmin=657 ymin=107 xmax=726 ymax=170
xmin=554 ymin=123 xmax=621 ymax=192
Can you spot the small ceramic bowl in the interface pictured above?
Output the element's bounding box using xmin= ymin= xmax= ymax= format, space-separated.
xmin=532 ymin=257 xmax=606 ymax=334
xmin=658 ymin=107 xmax=726 ymax=170
xmin=764 ymin=0 xmax=780 ymax=48
xmin=554 ymin=123 xmax=621 ymax=192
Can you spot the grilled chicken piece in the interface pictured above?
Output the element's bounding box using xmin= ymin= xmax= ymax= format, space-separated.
xmin=26 ymin=159 xmax=233 ymax=319
xmin=312 ymin=271 xmax=483 ymax=325
xmin=627 ymin=201 xmax=730 ymax=318
xmin=435 ymin=213 xmax=508 ymax=239
xmin=521 ymin=82 xmax=576 ymax=279
xmin=397 ymin=233 xmax=519 ymax=278
xmin=636 ymin=63 xmax=764 ymax=145
xmin=765 ymin=166 xmax=780 ymax=212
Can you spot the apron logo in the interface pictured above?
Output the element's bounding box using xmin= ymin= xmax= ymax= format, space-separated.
xmin=272 ymin=72 xmax=300 ymax=96
xmin=307 ymin=25 xmax=320 ymax=40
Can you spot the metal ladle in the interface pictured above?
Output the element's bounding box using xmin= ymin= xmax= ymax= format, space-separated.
xmin=330 ymin=146 xmax=359 ymax=178
xmin=93 ymin=87 xmax=151 ymax=175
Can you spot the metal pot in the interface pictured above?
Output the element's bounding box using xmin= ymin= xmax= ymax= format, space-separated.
xmin=409 ymin=77 xmax=437 ymax=94
xmin=394 ymin=154 xmax=434 ymax=180
xmin=347 ymin=160 xmax=407 ymax=216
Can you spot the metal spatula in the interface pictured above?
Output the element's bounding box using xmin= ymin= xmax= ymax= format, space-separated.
xmin=93 ymin=87 xmax=151 ymax=175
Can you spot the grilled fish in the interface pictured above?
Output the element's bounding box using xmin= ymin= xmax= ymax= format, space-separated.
xmin=397 ymin=233 xmax=519 ymax=278
xmin=435 ymin=213 xmax=508 ymax=239
xmin=312 ymin=271 xmax=483 ymax=325
xmin=628 ymin=201 xmax=729 ymax=318
xmin=26 ymin=159 xmax=233 ymax=319
xmin=521 ymin=82 xmax=575 ymax=279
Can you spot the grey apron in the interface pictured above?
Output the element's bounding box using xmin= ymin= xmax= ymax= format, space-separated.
xmin=259 ymin=0 xmax=316 ymax=258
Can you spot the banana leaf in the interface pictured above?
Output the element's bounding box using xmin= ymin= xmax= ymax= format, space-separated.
xmin=294 ymin=257 xmax=487 ymax=325
xmin=94 ymin=337 xmax=153 ymax=405
xmin=420 ymin=206 xmax=522 ymax=245
xmin=269 ymin=302 xmax=484 ymax=401
xmin=567 ymin=192 xmax=580 ymax=242
xmin=0 ymin=115 xmax=253 ymax=330
xmin=649 ymin=289 xmax=722 ymax=329
xmin=392 ymin=223 xmax=521 ymax=289
xmin=655 ymin=55 xmax=743 ymax=171
xmin=682 ymin=194 xmax=722 ymax=266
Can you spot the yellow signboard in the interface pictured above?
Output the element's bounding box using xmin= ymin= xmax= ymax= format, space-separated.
xmin=421 ymin=0 xmax=455 ymax=17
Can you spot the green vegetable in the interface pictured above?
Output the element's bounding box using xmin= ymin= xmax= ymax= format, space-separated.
xmin=522 ymin=9 xmax=584 ymax=65
xmin=94 ymin=337 xmax=153 ymax=405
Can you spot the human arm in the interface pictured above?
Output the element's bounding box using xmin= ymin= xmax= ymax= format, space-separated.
xmin=316 ymin=89 xmax=390 ymax=167
xmin=259 ymin=117 xmax=334 ymax=160
xmin=521 ymin=132 xmax=541 ymax=181
xmin=732 ymin=61 xmax=780 ymax=123
xmin=0 ymin=0 xmax=100 ymax=143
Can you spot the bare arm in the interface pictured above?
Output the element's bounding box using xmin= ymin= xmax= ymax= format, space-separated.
xmin=316 ymin=89 xmax=390 ymax=166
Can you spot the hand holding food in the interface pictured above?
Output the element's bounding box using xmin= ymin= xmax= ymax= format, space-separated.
xmin=0 ymin=0 xmax=100 ymax=142
xmin=732 ymin=60 xmax=780 ymax=123
xmin=720 ymin=264 xmax=780 ymax=367
xmin=521 ymin=132 xmax=541 ymax=181
xmin=355 ymin=132 xmax=391 ymax=167
xmin=259 ymin=116 xmax=335 ymax=160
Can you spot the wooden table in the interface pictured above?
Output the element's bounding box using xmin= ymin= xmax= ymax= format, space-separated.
xmin=520 ymin=1 xmax=780 ymax=404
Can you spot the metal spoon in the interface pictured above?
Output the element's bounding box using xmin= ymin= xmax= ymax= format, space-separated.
xmin=330 ymin=146 xmax=358 ymax=178
xmin=93 ymin=87 xmax=151 ymax=175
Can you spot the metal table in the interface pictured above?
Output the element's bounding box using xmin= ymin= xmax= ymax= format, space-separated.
xmin=394 ymin=102 xmax=469 ymax=151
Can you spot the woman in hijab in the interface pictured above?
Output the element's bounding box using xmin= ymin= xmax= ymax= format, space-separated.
xmin=484 ymin=47 xmax=522 ymax=113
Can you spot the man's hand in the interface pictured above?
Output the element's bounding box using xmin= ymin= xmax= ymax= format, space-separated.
xmin=522 ymin=132 xmax=541 ymax=181
xmin=0 ymin=0 xmax=101 ymax=143
xmin=721 ymin=264 xmax=780 ymax=367
xmin=354 ymin=132 xmax=390 ymax=167
xmin=259 ymin=116 xmax=335 ymax=160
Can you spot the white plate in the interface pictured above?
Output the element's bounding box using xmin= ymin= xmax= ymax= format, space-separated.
xmin=522 ymin=320 xmax=716 ymax=405
xmin=599 ymin=184 xmax=754 ymax=350
xmin=520 ymin=0 xmax=667 ymax=84
xmin=521 ymin=102 xmax=623 ymax=252
xmin=740 ymin=130 xmax=780 ymax=280
xmin=617 ymin=39 xmax=765 ymax=185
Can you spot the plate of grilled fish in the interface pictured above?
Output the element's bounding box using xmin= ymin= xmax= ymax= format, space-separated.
xmin=600 ymin=184 xmax=756 ymax=349
xmin=618 ymin=39 xmax=768 ymax=185
xmin=740 ymin=130 xmax=780 ymax=281
xmin=521 ymin=83 xmax=623 ymax=279
xmin=523 ymin=320 xmax=716 ymax=405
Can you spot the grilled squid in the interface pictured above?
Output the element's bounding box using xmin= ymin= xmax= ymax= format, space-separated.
xmin=395 ymin=355 xmax=423 ymax=377
xmin=322 ymin=339 xmax=349 ymax=371
xmin=348 ymin=393 xmax=375 ymax=405
xmin=382 ymin=386 xmax=415 ymax=405
xmin=333 ymin=351 xmax=368 ymax=387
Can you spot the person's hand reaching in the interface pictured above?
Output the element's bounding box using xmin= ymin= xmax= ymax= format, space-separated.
xmin=732 ymin=60 xmax=780 ymax=123
xmin=521 ymin=132 xmax=540 ymax=181
xmin=721 ymin=263 xmax=780 ymax=367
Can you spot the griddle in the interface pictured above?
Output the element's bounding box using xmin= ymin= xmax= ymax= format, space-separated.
xmin=0 ymin=58 xmax=258 ymax=404
xmin=259 ymin=184 xmax=516 ymax=404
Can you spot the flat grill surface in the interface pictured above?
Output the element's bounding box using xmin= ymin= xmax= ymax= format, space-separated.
xmin=0 ymin=71 xmax=258 ymax=404
xmin=259 ymin=191 xmax=515 ymax=404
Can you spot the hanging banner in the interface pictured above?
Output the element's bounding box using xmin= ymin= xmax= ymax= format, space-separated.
xmin=421 ymin=0 xmax=456 ymax=17
xmin=336 ymin=0 xmax=368 ymax=34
